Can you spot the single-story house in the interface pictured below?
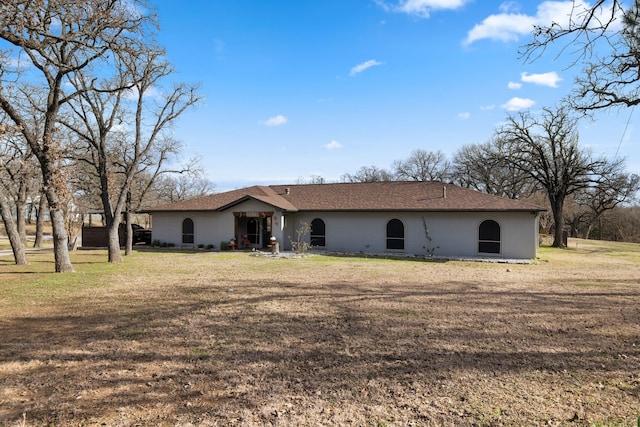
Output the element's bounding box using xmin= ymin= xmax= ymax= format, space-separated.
xmin=143 ymin=181 xmax=545 ymax=259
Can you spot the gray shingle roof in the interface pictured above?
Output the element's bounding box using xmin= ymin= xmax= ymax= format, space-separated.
xmin=144 ymin=181 xmax=544 ymax=213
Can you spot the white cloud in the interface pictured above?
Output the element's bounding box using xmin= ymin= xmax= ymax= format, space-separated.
xmin=123 ymin=86 xmax=161 ymax=100
xmin=508 ymin=81 xmax=522 ymax=89
xmin=260 ymin=115 xmax=288 ymax=127
xmin=350 ymin=59 xmax=383 ymax=76
xmin=481 ymin=104 xmax=496 ymax=111
xmin=465 ymin=12 xmax=536 ymax=44
xmin=521 ymin=71 xmax=562 ymax=87
xmin=499 ymin=1 xmax=521 ymax=14
xmin=464 ymin=0 xmax=602 ymax=45
xmin=325 ymin=140 xmax=343 ymax=150
xmin=458 ymin=112 xmax=470 ymax=119
xmin=377 ymin=0 xmax=470 ymax=18
xmin=501 ymin=97 xmax=535 ymax=111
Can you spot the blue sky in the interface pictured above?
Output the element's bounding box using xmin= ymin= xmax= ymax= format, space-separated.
xmin=152 ymin=0 xmax=638 ymax=191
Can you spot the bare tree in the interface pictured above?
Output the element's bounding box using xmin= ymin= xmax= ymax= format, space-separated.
xmin=341 ymin=165 xmax=394 ymax=182
xmin=0 ymin=121 xmax=40 ymax=244
xmin=0 ymin=186 xmax=28 ymax=264
xmin=496 ymin=105 xmax=607 ymax=247
xmin=575 ymin=167 xmax=640 ymax=238
xmin=152 ymin=171 xmax=216 ymax=204
xmin=295 ymin=175 xmax=326 ymax=185
xmin=0 ymin=0 xmax=154 ymax=272
xmin=0 ymin=123 xmax=28 ymax=264
xmin=123 ymin=152 xmax=207 ymax=255
xmin=392 ymin=149 xmax=451 ymax=182
xmin=63 ymin=47 xmax=201 ymax=263
xmin=601 ymin=204 xmax=640 ymax=241
xmin=452 ymin=141 xmax=537 ymax=199
xmin=32 ymin=190 xmax=48 ymax=248
xmin=522 ymin=0 xmax=640 ymax=111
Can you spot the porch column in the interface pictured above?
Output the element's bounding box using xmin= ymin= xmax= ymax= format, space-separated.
xmin=271 ymin=212 xmax=285 ymax=246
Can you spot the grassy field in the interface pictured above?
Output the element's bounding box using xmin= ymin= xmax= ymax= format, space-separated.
xmin=0 ymin=239 xmax=639 ymax=426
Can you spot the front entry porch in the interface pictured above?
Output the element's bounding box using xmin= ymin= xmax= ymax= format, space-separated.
xmin=233 ymin=211 xmax=273 ymax=249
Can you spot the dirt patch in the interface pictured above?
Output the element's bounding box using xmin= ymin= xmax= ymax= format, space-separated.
xmin=0 ymin=240 xmax=639 ymax=426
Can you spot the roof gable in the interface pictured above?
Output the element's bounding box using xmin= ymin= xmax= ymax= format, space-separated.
xmin=145 ymin=186 xmax=296 ymax=212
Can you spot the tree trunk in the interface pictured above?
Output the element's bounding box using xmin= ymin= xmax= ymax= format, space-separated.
xmin=584 ymin=212 xmax=606 ymax=240
xmin=569 ymin=217 xmax=579 ymax=238
xmin=125 ymin=190 xmax=133 ymax=256
xmin=0 ymin=192 xmax=28 ymax=265
xmin=550 ymin=196 xmax=566 ymax=248
xmin=33 ymin=192 xmax=47 ymax=248
xmin=16 ymin=182 xmax=28 ymax=244
xmin=124 ymin=216 xmax=133 ymax=256
xmin=107 ymin=222 xmax=123 ymax=263
xmin=42 ymin=180 xmax=74 ymax=272
xmin=50 ymin=208 xmax=73 ymax=272
xmin=585 ymin=223 xmax=595 ymax=240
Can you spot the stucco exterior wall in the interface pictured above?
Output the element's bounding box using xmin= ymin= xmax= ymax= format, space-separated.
xmin=284 ymin=211 xmax=539 ymax=259
xmin=150 ymin=199 xmax=285 ymax=248
xmin=151 ymin=206 xmax=539 ymax=259
xmin=151 ymin=211 xmax=234 ymax=248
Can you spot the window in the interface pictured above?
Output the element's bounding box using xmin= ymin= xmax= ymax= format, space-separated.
xmin=478 ymin=219 xmax=500 ymax=254
xmin=182 ymin=218 xmax=194 ymax=244
xmin=310 ymin=218 xmax=326 ymax=247
xmin=386 ymin=219 xmax=405 ymax=250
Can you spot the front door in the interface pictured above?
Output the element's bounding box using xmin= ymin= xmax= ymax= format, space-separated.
xmin=234 ymin=212 xmax=274 ymax=249
xmin=247 ymin=218 xmax=260 ymax=246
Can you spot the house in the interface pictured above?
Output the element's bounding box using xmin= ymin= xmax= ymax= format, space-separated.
xmin=143 ymin=181 xmax=545 ymax=259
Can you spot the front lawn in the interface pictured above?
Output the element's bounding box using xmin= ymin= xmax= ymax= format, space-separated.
xmin=1 ymin=239 xmax=638 ymax=426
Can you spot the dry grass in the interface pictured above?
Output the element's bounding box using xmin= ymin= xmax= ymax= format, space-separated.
xmin=0 ymin=239 xmax=639 ymax=426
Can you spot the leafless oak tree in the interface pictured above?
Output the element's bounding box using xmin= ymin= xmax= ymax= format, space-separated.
xmin=0 ymin=0 xmax=154 ymax=272
xmin=522 ymin=0 xmax=640 ymax=110
xmin=495 ymin=105 xmax=608 ymax=247
xmin=63 ymin=46 xmax=201 ymax=262
xmin=341 ymin=165 xmax=395 ymax=182
xmin=574 ymin=167 xmax=640 ymax=238
xmin=392 ymin=149 xmax=451 ymax=182
xmin=452 ymin=141 xmax=537 ymax=199
xmin=0 ymin=122 xmax=29 ymax=264
xmin=150 ymin=170 xmax=216 ymax=205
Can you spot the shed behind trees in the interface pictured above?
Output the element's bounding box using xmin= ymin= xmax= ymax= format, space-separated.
xmin=81 ymin=225 xmax=126 ymax=248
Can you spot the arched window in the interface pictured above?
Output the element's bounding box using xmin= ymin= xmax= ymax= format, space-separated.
xmin=310 ymin=218 xmax=326 ymax=247
xmin=386 ymin=219 xmax=405 ymax=250
xmin=182 ymin=218 xmax=194 ymax=244
xmin=478 ymin=219 xmax=500 ymax=254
